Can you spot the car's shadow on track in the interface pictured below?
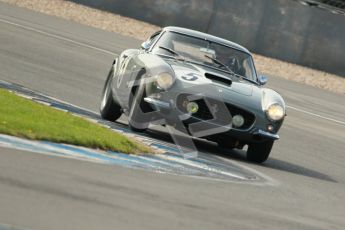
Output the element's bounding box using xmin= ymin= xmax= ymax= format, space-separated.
xmin=262 ymin=159 xmax=337 ymax=183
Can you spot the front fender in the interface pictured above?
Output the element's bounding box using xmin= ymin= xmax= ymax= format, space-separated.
xmin=261 ymin=88 xmax=286 ymax=112
xmin=137 ymin=54 xmax=174 ymax=80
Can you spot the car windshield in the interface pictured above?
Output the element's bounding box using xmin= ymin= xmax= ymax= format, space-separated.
xmin=152 ymin=31 xmax=257 ymax=81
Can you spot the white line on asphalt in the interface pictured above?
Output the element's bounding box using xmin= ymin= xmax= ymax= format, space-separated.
xmin=0 ymin=18 xmax=118 ymax=56
xmin=286 ymin=105 xmax=345 ymax=125
xmin=1 ymin=17 xmax=343 ymax=126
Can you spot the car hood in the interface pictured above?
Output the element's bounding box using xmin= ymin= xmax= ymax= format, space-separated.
xmin=168 ymin=60 xmax=254 ymax=96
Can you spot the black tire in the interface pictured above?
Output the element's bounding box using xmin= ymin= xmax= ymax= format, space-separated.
xmin=217 ymin=140 xmax=236 ymax=149
xmin=100 ymin=67 xmax=122 ymax=121
xmin=213 ymin=135 xmax=240 ymax=150
xmin=128 ymin=77 xmax=151 ymax=132
xmin=246 ymin=140 xmax=274 ymax=163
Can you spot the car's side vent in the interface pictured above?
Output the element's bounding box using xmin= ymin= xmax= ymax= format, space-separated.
xmin=205 ymin=73 xmax=232 ymax=86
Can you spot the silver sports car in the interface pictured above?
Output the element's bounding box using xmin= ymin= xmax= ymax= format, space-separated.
xmin=100 ymin=27 xmax=286 ymax=163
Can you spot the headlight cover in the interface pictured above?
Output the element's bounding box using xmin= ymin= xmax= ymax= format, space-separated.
xmin=266 ymin=103 xmax=285 ymax=121
xmin=156 ymin=72 xmax=174 ymax=90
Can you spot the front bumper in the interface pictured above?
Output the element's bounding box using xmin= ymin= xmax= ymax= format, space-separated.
xmin=253 ymin=130 xmax=279 ymax=140
xmin=143 ymin=97 xmax=171 ymax=109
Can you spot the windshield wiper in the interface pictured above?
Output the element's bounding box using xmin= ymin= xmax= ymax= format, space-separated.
xmin=204 ymin=55 xmax=258 ymax=84
xmin=159 ymin=46 xmax=185 ymax=61
xmin=204 ymin=55 xmax=235 ymax=75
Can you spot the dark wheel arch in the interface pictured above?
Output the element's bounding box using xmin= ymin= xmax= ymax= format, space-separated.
xmin=128 ymin=68 xmax=153 ymax=132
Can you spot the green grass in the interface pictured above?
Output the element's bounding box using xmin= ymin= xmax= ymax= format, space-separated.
xmin=0 ymin=88 xmax=152 ymax=154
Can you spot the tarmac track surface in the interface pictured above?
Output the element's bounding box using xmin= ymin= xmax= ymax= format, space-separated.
xmin=0 ymin=3 xmax=345 ymax=230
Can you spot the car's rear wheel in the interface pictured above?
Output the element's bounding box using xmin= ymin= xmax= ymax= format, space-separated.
xmin=246 ymin=140 xmax=274 ymax=163
xmin=100 ymin=66 xmax=122 ymax=121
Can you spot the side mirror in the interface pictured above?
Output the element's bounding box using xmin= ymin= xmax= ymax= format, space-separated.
xmin=141 ymin=41 xmax=151 ymax=50
xmin=258 ymin=75 xmax=268 ymax=85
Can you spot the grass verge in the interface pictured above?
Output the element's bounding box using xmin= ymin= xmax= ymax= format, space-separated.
xmin=0 ymin=88 xmax=152 ymax=154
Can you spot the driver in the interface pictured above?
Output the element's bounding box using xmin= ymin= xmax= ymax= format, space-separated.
xmin=226 ymin=56 xmax=240 ymax=73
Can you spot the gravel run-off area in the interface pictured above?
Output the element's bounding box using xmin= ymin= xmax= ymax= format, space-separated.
xmin=2 ymin=0 xmax=345 ymax=95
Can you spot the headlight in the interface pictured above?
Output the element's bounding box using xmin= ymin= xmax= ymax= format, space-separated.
xmin=156 ymin=72 xmax=174 ymax=90
xmin=266 ymin=103 xmax=285 ymax=121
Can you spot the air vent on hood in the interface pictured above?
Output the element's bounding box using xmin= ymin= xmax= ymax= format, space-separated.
xmin=205 ymin=73 xmax=232 ymax=86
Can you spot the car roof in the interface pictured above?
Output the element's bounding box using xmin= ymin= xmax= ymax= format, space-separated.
xmin=163 ymin=26 xmax=250 ymax=54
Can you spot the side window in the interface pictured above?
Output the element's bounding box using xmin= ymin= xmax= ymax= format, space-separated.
xmin=242 ymin=59 xmax=253 ymax=80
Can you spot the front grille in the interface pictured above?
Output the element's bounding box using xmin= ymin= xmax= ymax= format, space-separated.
xmin=191 ymin=99 xmax=214 ymax=120
xmin=225 ymin=103 xmax=255 ymax=130
xmin=177 ymin=94 xmax=213 ymax=120
xmin=177 ymin=94 xmax=256 ymax=130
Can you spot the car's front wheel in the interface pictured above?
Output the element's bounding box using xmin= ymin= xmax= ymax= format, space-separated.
xmin=100 ymin=66 xmax=122 ymax=121
xmin=128 ymin=78 xmax=151 ymax=132
xmin=246 ymin=140 xmax=274 ymax=163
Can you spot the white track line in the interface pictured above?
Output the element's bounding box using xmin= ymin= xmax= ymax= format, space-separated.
xmin=287 ymin=105 xmax=345 ymax=125
xmin=1 ymin=17 xmax=344 ymax=126
xmin=0 ymin=18 xmax=117 ymax=56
